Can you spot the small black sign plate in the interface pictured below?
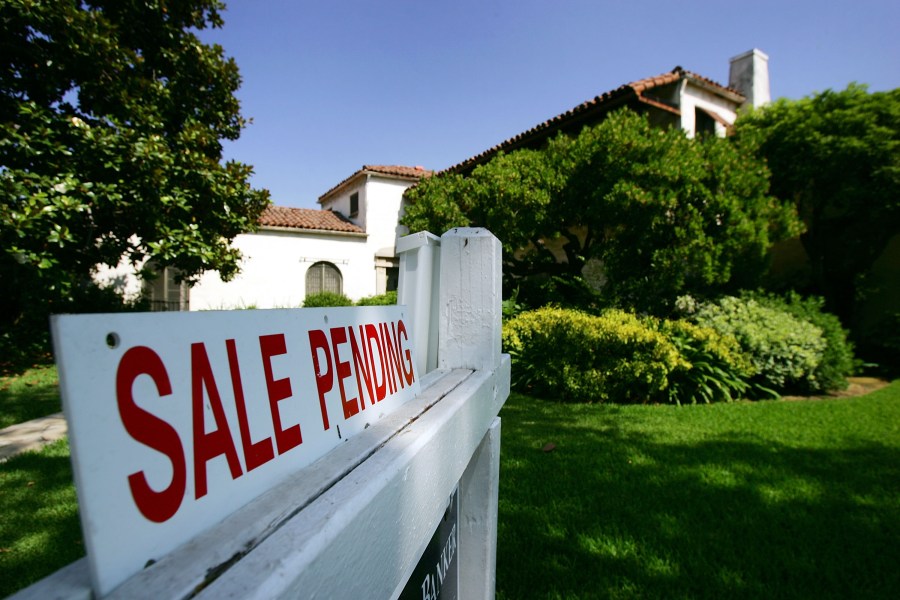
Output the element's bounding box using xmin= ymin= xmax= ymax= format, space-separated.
xmin=399 ymin=486 xmax=459 ymax=600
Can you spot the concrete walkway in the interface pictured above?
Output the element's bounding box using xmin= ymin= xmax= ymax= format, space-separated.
xmin=0 ymin=412 xmax=68 ymax=462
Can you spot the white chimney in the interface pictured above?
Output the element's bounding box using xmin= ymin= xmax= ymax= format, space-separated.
xmin=729 ymin=49 xmax=771 ymax=108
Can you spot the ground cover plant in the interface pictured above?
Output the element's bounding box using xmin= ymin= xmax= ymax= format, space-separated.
xmin=496 ymin=383 xmax=900 ymax=599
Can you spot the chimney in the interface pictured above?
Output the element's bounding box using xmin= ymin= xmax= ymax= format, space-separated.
xmin=729 ymin=49 xmax=771 ymax=108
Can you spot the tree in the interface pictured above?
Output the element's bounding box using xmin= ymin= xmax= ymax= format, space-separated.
xmin=403 ymin=110 xmax=799 ymax=312
xmin=0 ymin=0 xmax=269 ymax=365
xmin=733 ymin=85 xmax=900 ymax=326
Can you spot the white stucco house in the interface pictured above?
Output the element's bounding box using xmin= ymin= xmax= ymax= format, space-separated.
xmin=133 ymin=50 xmax=769 ymax=311
xmin=180 ymin=165 xmax=432 ymax=310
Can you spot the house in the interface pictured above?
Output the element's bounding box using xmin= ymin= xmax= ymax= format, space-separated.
xmin=182 ymin=165 xmax=431 ymax=310
xmin=449 ymin=48 xmax=769 ymax=176
xmin=137 ymin=50 xmax=768 ymax=310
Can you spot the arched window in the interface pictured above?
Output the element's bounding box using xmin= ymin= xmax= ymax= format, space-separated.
xmin=306 ymin=261 xmax=343 ymax=295
xmin=143 ymin=263 xmax=189 ymax=311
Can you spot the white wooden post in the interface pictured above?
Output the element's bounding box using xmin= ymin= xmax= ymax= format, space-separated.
xmin=438 ymin=227 xmax=504 ymax=599
xmin=397 ymin=231 xmax=441 ymax=375
xmin=459 ymin=417 xmax=502 ymax=598
xmin=438 ymin=228 xmax=503 ymax=372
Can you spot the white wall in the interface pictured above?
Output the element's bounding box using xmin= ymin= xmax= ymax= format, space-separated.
xmin=320 ymin=173 xmax=417 ymax=295
xmin=93 ymin=260 xmax=145 ymax=302
xmin=189 ymin=228 xmax=371 ymax=310
xmin=679 ymin=83 xmax=739 ymax=137
xmin=365 ymin=177 xmax=410 ymax=256
xmin=320 ymin=174 xmax=410 ymax=256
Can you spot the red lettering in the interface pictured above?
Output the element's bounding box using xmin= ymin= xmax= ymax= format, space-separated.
xmin=365 ymin=324 xmax=387 ymax=402
xmin=116 ymin=346 xmax=186 ymax=523
xmin=349 ymin=325 xmax=373 ymax=410
xmin=381 ymin=322 xmax=398 ymax=395
xmin=227 ymin=339 xmax=275 ymax=471
xmin=397 ymin=319 xmax=416 ymax=386
xmin=192 ymin=343 xmax=243 ymax=500
xmin=389 ymin=321 xmax=407 ymax=390
xmin=259 ymin=333 xmax=302 ymax=455
xmin=330 ymin=327 xmax=358 ymax=419
xmin=308 ymin=329 xmax=333 ymax=430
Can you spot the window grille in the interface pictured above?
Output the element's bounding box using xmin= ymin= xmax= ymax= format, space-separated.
xmin=144 ymin=265 xmax=189 ymax=311
xmin=306 ymin=261 xmax=343 ymax=295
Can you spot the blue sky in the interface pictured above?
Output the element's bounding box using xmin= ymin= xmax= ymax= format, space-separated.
xmin=199 ymin=0 xmax=899 ymax=208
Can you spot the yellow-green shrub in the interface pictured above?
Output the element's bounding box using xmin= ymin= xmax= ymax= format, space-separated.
xmin=502 ymin=307 xmax=686 ymax=403
xmin=654 ymin=319 xmax=756 ymax=404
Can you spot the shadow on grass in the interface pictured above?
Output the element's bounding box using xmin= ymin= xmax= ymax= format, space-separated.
xmin=496 ymin=395 xmax=900 ymax=599
xmin=0 ymin=439 xmax=84 ymax=597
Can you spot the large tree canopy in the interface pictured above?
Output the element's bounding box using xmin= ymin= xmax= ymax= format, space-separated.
xmin=733 ymin=85 xmax=900 ymax=326
xmin=0 ymin=0 xmax=269 ymax=362
xmin=403 ymin=110 xmax=800 ymax=312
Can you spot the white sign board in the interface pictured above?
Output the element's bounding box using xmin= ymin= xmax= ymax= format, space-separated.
xmin=51 ymin=306 xmax=420 ymax=596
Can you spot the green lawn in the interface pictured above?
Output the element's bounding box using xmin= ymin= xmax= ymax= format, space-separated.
xmin=0 ymin=365 xmax=61 ymax=430
xmin=0 ymin=438 xmax=82 ymax=597
xmin=1 ymin=378 xmax=898 ymax=597
xmin=496 ymin=385 xmax=900 ymax=599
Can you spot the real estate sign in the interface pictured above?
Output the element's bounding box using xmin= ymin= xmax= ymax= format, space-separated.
xmin=51 ymin=305 xmax=419 ymax=596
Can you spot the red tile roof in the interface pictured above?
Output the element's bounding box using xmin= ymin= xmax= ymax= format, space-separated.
xmin=364 ymin=165 xmax=435 ymax=179
xmin=258 ymin=205 xmax=365 ymax=234
xmin=446 ymin=67 xmax=743 ymax=174
xmin=319 ymin=165 xmax=433 ymax=202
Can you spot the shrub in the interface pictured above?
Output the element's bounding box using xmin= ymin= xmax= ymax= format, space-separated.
xmin=1 ymin=280 xmax=145 ymax=374
xmin=355 ymin=291 xmax=398 ymax=306
xmin=302 ymin=292 xmax=353 ymax=308
xmin=502 ymin=307 xmax=685 ymax=403
xmin=690 ymin=296 xmax=827 ymax=395
xmin=744 ymin=291 xmax=856 ymax=392
xmin=863 ymin=312 xmax=900 ymax=374
xmin=654 ymin=319 xmax=755 ymax=405
xmin=501 ymin=288 xmax=526 ymax=320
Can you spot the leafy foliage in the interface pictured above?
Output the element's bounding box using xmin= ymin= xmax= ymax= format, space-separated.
xmin=302 ymin=291 xmax=353 ymax=308
xmin=0 ymin=280 xmax=146 ymax=374
xmin=745 ymin=291 xmax=856 ymax=392
xmin=355 ymin=290 xmax=398 ymax=306
xmin=689 ymin=296 xmax=827 ymax=394
xmin=502 ymin=307 xmax=686 ymax=403
xmin=734 ymin=85 xmax=900 ymax=326
xmin=503 ymin=306 xmax=762 ymax=404
xmin=871 ymin=312 xmax=900 ymax=373
xmin=654 ymin=319 xmax=754 ymax=405
xmin=405 ymin=110 xmax=800 ymax=312
xmin=0 ymin=0 xmax=270 ymax=365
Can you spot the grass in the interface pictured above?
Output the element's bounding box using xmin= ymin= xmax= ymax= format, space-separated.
xmin=496 ymin=384 xmax=900 ymax=599
xmin=1 ymin=378 xmax=898 ymax=597
xmin=0 ymin=365 xmax=61 ymax=430
xmin=0 ymin=439 xmax=83 ymax=597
